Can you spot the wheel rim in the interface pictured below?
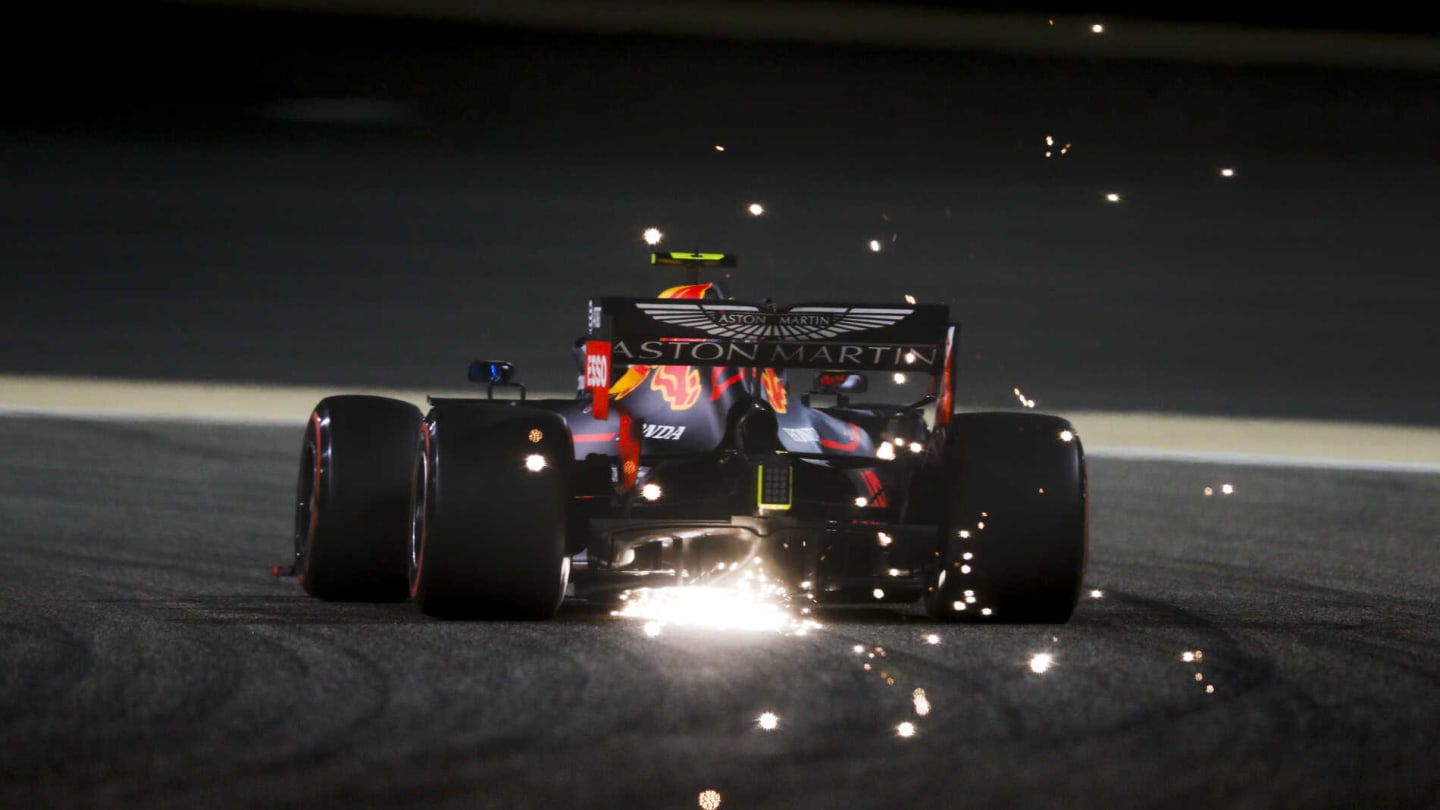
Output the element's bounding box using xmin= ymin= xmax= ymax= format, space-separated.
xmin=557 ymin=555 xmax=571 ymax=604
xmin=408 ymin=428 xmax=430 ymax=590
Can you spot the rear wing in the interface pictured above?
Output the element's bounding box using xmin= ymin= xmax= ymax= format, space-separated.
xmin=594 ymin=298 xmax=947 ymax=372
xmin=584 ymin=297 xmax=959 ymax=421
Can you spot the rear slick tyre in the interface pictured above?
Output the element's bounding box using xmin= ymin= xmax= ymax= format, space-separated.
xmin=925 ymin=412 xmax=1088 ymax=623
xmin=293 ymin=395 xmax=422 ymax=601
xmin=409 ymin=402 xmax=573 ymax=619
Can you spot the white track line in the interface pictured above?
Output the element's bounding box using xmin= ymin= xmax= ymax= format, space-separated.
xmin=0 ymin=375 xmax=470 ymax=426
xmin=2 ymin=375 xmax=1438 ymax=473
xmin=1067 ymin=411 xmax=1440 ymax=473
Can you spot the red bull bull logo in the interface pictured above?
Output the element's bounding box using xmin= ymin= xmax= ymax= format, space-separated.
xmin=650 ymin=365 xmax=702 ymax=410
xmin=760 ymin=369 xmax=788 ymax=414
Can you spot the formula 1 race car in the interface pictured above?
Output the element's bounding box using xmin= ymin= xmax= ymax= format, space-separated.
xmin=283 ymin=252 xmax=1087 ymax=622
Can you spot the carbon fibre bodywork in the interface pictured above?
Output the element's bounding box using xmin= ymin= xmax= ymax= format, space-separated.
xmin=514 ymin=280 xmax=955 ymax=604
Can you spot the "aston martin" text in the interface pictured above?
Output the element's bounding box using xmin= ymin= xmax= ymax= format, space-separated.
xmin=609 ymin=340 xmax=937 ymax=370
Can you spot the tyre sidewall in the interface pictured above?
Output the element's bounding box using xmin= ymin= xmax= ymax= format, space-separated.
xmin=927 ymin=411 xmax=1088 ymax=622
xmin=409 ymin=402 xmax=573 ymax=618
xmin=296 ymin=395 xmax=422 ymax=600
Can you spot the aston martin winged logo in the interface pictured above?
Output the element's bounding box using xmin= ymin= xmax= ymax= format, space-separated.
xmin=635 ymin=302 xmax=913 ymax=340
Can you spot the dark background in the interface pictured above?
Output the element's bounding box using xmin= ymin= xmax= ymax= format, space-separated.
xmin=4 ymin=2 xmax=1437 ymax=424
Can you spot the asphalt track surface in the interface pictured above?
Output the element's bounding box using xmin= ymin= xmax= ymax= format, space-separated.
xmin=1 ymin=415 xmax=1437 ymax=808
xmin=3 ymin=8 xmax=1439 ymax=809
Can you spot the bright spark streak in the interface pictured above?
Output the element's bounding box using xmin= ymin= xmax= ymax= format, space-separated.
xmin=747 ymin=203 xmax=765 ymax=216
xmin=1105 ymin=192 xmax=1122 ymax=203
xmin=872 ymin=588 xmax=886 ymax=600
xmin=877 ymin=532 xmax=893 ymax=546
xmin=757 ymin=712 xmax=779 ymax=731
xmin=904 ymin=293 xmax=917 ymax=304
xmin=893 ymin=373 xmax=907 ymax=384
xmin=1030 ymin=653 xmax=1054 ymax=673
xmin=714 ymin=145 xmax=726 ymax=152
xmin=524 ymin=454 xmax=547 ymax=472
xmin=614 ymin=586 xmax=818 ymax=635
xmin=1221 ymin=167 xmax=1235 ymax=177
xmin=641 ymin=483 xmax=662 ymax=501
xmin=912 ymin=689 xmax=931 ymax=716
xmin=643 ymin=227 xmax=664 ymax=245
xmin=981 ymin=608 xmax=992 ymax=616
xmin=1090 ymin=589 xmax=1104 ymax=599
xmin=1221 ymin=483 xmax=1235 ymax=495
xmin=1091 ymin=23 xmax=1104 ymax=33
xmin=698 ymin=789 xmax=723 ymax=810
xmin=869 ymin=240 xmax=882 ymax=252
xmin=896 ymin=722 xmax=916 ymax=738
xmin=1059 ymin=430 xmax=1075 ymax=442
xmin=924 ymin=633 xmax=940 ymax=645
xmin=855 ymin=497 xmax=869 ymax=508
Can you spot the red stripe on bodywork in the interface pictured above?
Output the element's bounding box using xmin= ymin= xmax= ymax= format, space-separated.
xmin=711 ymin=368 xmax=746 ymax=400
xmin=821 ymin=423 xmax=861 ymax=452
xmin=617 ymin=410 xmax=640 ymax=490
xmin=572 ymin=432 xmax=617 ymax=443
xmin=934 ymin=324 xmax=956 ymax=426
xmin=858 ymin=469 xmax=889 ymax=507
